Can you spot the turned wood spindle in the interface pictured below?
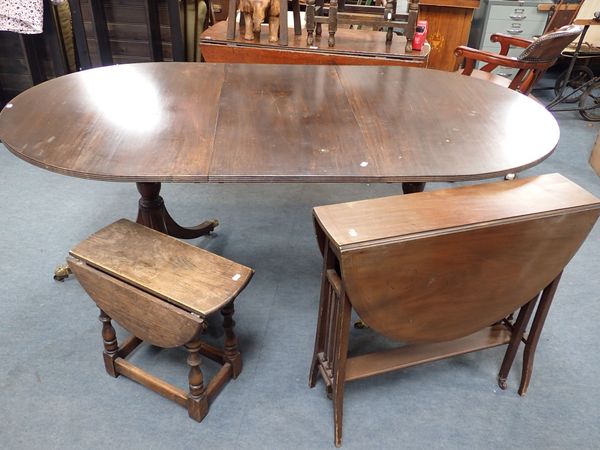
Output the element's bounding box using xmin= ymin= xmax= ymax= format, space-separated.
xmin=186 ymin=339 xmax=208 ymax=421
xmin=99 ymin=309 xmax=119 ymax=377
xmin=221 ymin=302 xmax=242 ymax=378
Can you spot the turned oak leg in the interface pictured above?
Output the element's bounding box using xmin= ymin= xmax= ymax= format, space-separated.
xmin=519 ymin=273 xmax=562 ymax=396
xmin=498 ymin=295 xmax=538 ymax=389
xmin=99 ymin=309 xmax=119 ymax=377
xmin=135 ymin=182 xmax=218 ymax=239
xmin=221 ymin=302 xmax=242 ymax=378
xmin=186 ymin=339 xmax=209 ymax=422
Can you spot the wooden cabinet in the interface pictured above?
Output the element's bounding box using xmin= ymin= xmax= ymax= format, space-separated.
xmin=418 ymin=0 xmax=481 ymax=71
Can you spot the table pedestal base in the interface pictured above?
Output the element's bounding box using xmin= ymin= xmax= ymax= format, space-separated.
xmin=136 ymin=182 xmax=219 ymax=238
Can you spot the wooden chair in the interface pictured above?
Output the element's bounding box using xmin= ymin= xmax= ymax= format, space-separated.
xmin=305 ymin=0 xmax=419 ymax=49
xmin=67 ymin=219 xmax=253 ymax=422
xmin=455 ymin=24 xmax=583 ymax=95
xmin=309 ymin=173 xmax=600 ymax=447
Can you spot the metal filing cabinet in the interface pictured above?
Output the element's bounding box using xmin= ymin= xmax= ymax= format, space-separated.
xmin=469 ymin=0 xmax=551 ymax=78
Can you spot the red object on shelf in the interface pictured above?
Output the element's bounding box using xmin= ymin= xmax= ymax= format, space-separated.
xmin=413 ymin=20 xmax=428 ymax=51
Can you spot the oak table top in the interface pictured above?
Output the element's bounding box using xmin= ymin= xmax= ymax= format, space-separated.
xmin=0 ymin=62 xmax=559 ymax=240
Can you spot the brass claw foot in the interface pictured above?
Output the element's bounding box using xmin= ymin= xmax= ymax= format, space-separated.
xmin=54 ymin=264 xmax=72 ymax=281
xmin=353 ymin=319 xmax=369 ymax=329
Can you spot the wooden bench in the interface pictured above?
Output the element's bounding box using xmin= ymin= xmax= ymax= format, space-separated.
xmin=310 ymin=173 xmax=600 ymax=447
xmin=67 ymin=219 xmax=253 ymax=422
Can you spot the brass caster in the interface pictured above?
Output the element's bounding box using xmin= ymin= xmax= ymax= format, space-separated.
xmin=54 ymin=264 xmax=72 ymax=281
xmin=498 ymin=378 xmax=508 ymax=390
xmin=354 ymin=319 xmax=369 ymax=329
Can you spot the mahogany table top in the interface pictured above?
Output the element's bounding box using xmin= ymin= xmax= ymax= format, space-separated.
xmin=0 ymin=62 xmax=559 ymax=183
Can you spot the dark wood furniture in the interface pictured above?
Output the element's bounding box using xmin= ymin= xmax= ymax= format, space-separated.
xmin=0 ymin=63 xmax=559 ymax=239
xmin=305 ymin=0 xmax=419 ymax=49
xmin=455 ymin=24 xmax=583 ymax=95
xmin=67 ymin=219 xmax=253 ymax=421
xmin=200 ymin=19 xmax=430 ymax=65
xmin=419 ymin=0 xmax=480 ymax=71
xmin=310 ymin=173 xmax=600 ymax=447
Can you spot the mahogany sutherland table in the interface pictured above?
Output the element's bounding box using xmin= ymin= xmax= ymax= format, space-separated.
xmin=0 ymin=63 xmax=559 ymax=238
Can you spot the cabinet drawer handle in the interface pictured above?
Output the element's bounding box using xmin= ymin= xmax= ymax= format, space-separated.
xmin=507 ymin=27 xmax=523 ymax=34
xmin=509 ymin=14 xmax=527 ymax=20
xmin=497 ymin=72 xmax=512 ymax=77
xmin=513 ymin=8 xmax=525 ymax=13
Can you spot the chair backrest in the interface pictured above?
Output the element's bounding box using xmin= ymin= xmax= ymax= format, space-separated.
xmin=518 ymin=24 xmax=584 ymax=63
xmin=313 ymin=174 xmax=600 ymax=344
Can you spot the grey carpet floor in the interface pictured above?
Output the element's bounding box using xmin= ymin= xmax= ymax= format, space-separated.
xmin=0 ymin=89 xmax=599 ymax=450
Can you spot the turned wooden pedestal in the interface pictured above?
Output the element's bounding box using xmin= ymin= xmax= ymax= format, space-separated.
xmin=68 ymin=219 xmax=253 ymax=422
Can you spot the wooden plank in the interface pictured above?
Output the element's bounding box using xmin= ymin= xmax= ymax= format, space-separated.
xmin=345 ymin=325 xmax=511 ymax=382
xmin=68 ymin=0 xmax=92 ymax=69
xmin=312 ymin=174 xmax=600 ymax=248
xmin=115 ymin=358 xmax=189 ymax=407
xmin=209 ymin=64 xmax=376 ymax=183
xmin=69 ymin=219 xmax=254 ymax=316
xmin=145 ymin=0 xmax=165 ymax=60
xmin=201 ymin=42 xmax=427 ymax=65
xmin=67 ymin=256 xmax=205 ymax=347
xmin=166 ymin=0 xmax=185 ymax=61
xmin=420 ymin=0 xmax=480 ymax=8
xmin=89 ymin=0 xmax=113 ymax=65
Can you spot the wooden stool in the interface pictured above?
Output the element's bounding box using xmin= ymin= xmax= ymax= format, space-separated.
xmin=310 ymin=174 xmax=600 ymax=447
xmin=67 ymin=219 xmax=253 ymax=423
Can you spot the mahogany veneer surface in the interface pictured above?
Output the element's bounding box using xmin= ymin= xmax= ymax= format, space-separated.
xmin=0 ymin=63 xmax=559 ymax=183
xmin=313 ymin=173 xmax=600 ymax=342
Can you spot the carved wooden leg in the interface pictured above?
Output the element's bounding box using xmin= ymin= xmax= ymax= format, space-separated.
xmin=384 ymin=0 xmax=394 ymax=43
xmin=226 ymin=0 xmax=237 ymax=39
xmin=332 ymin=292 xmax=352 ymax=448
xmin=405 ymin=0 xmax=419 ymax=52
xmin=243 ymin=13 xmax=254 ymax=40
xmin=316 ymin=0 xmax=324 ymax=36
xmin=186 ymin=339 xmax=209 ymax=422
xmin=292 ymin=0 xmax=301 ymax=35
xmin=497 ymin=295 xmax=538 ymax=389
xmin=306 ymin=0 xmax=315 ymax=45
xmin=279 ymin=0 xmax=288 ymax=46
xmin=136 ymin=182 xmax=218 ymax=239
xmin=328 ymin=0 xmax=338 ymax=47
xmin=402 ymin=182 xmax=426 ymax=194
xmin=221 ymin=302 xmax=243 ymax=378
xmin=519 ymin=273 xmax=562 ymax=396
xmin=99 ymin=309 xmax=119 ymax=377
xmin=269 ymin=15 xmax=280 ymax=43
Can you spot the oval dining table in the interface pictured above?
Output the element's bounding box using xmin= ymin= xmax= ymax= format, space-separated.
xmin=0 ymin=62 xmax=559 ymax=239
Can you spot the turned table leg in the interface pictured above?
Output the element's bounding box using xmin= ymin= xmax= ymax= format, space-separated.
xmin=186 ymin=339 xmax=209 ymax=422
xmin=136 ymin=182 xmax=218 ymax=239
xmin=221 ymin=302 xmax=242 ymax=378
xmin=99 ymin=309 xmax=119 ymax=377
